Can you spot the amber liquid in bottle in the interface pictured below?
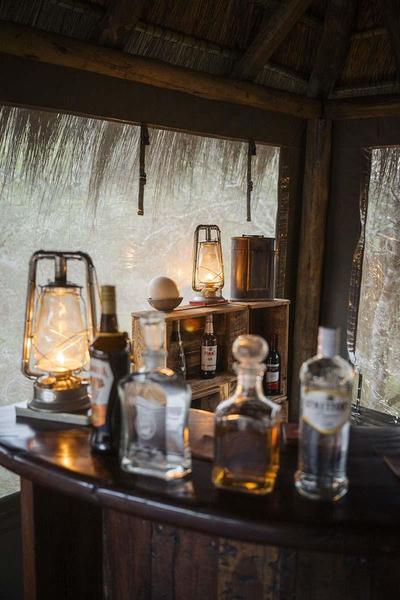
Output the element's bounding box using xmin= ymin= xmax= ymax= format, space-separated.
xmin=213 ymin=335 xmax=281 ymax=495
xmin=90 ymin=286 xmax=130 ymax=454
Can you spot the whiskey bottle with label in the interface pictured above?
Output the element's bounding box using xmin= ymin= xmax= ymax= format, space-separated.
xmin=264 ymin=334 xmax=280 ymax=396
xmin=90 ymin=285 xmax=130 ymax=454
xmin=200 ymin=314 xmax=217 ymax=379
xmin=119 ymin=312 xmax=192 ymax=480
xmin=295 ymin=327 xmax=354 ymax=501
xmin=213 ymin=335 xmax=281 ymax=495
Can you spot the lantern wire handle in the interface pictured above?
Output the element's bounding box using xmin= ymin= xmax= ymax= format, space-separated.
xmin=138 ymin=123 xmax=150 ymax=216
xmin=247 ymin=139 xmax=256 ymax=222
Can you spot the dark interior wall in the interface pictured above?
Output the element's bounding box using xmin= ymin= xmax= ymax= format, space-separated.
xmin=321 ymin=117 xmax=400 ymax=358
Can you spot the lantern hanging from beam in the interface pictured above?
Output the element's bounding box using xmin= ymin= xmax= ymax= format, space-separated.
xmin=22 ymin=251 xmax=98 ymax=413
xmin=190 ymin=225 xmax=226 ymax=305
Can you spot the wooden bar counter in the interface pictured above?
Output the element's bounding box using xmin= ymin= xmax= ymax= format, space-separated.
xmin=1 ymin=403 xmax=400 ymax=599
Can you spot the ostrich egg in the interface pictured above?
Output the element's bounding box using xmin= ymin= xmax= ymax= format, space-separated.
xmin=148 ymin=276 xmax=180 ymax=300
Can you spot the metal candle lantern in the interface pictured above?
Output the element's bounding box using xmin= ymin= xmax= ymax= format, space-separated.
xmin=22 ymin=251 xmax=98 ymax=413
xmin=190 ymin=225 xmax=226 ymax=305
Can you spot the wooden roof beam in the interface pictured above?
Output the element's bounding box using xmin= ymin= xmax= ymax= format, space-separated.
xmin=0 ymin=21 xmax=320 ymax=119
xmin=308 ymin=0 xmax=357 ymax=98
xmin=93 ymin=0 xmax=146 ymax=48
xmin=232 ymin=0 xmax=313 ymax=81
xmin=325 ymin=95 xmax=400 ymax=119
xmin=379 ymin=0 xmax=400 ymax=77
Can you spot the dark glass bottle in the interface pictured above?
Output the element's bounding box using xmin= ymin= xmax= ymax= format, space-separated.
xmin=90 ymin=285 xmax=130 ymax=454
xmin=169 ymin=320 xmax=186 ymax=379
xmin=200 ymin=314 xmax=217 ymax=379
xmin=264 ymin=334 xmax=280 ymax=396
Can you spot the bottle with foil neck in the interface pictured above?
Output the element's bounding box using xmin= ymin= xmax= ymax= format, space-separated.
xmin=295 ymin=327 xmax=354 ymax=501
xmin=90 ymin=285 xmax=130 ymax=455
xmin=212 ymin=335 xmax=281 ymax=495
xmin=119 ymin=312 xmax=192 ymax=480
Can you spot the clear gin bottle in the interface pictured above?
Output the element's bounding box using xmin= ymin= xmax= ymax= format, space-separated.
xmin=119 ymin=312 xmax=192 ymax=480
xmin=295 ymin=327 xmax=354 ymax=501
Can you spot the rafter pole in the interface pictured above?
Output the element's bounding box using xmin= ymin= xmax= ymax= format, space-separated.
xmin=326 ymin=95 xmax=400 ymax=119
xmin=308 ymin=0 xmax=357 ymax=98
xmin=93 ymin=0 xmax=146 ymax=48
xmin=232 ymin=0 xmax=313 ymax=81
xmin=48 ymin=0 xmax=389 ymax=43
xmin=0 ymin=21 xmax=320 ymax=119
xmin=379 ymin=0 xmax=400 ymax=78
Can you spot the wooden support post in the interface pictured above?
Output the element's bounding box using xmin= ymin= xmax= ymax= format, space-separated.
xmin=276 ymin=146 xmax=304 ymax=301
xmin=291 ymin=119 xmax=332 ymax=420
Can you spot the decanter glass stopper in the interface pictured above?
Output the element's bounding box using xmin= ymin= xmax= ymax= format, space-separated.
xmin=232 ymin=335 xmax=269 ymax=369
xmin=140 ymin=312 xmax=166 ymax=370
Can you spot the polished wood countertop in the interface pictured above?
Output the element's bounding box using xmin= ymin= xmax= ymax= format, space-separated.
xmin=1 ymin=403 xmax=400 ymax=555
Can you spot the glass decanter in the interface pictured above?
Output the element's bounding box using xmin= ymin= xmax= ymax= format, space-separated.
xmin=119 ymin=312 xmax=192 ymax=480
xmin=212 ymin=335 xmax=281 ymax=495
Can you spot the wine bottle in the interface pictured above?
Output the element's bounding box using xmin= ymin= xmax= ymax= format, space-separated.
xmin=169 ymin=320 xmax=186 ymax=379
xmin=264 ymin=334 xmax=280 ymax=396
xmin=200 ymin=314 xmax=217 ymax=379
xmin=90 ymin=285 xmax=130 ymax=454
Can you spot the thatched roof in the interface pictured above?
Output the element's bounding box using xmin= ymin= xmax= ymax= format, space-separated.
xmin=0 ymin=0 xmax=399 ymax=100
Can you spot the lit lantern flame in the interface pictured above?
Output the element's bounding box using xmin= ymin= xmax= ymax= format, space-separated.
xmin=32 ymin=287 xmax=89 ymax=374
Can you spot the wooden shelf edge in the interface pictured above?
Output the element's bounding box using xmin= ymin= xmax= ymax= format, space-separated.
xmin=132 ymin=299 xmax=290 ymax=320
xmin=188 ymin=371 xmax=236 ymax=400
xmin=234 ymin=299 xmax=290 ymax=308
xmin=132 ymin=303 xmax=248 ymax=320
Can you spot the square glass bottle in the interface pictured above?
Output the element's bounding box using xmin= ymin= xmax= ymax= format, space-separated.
xmin=119 ymin=312 xmax=192 ymax=480
xmin=213 ymin=335 xmax=281 ymax=494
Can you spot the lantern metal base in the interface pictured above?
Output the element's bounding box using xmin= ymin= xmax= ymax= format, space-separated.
xmin=189 ymin=293 xmax=227 ymax=306
xmin=28 ymin=375 xmax=90 ymax=413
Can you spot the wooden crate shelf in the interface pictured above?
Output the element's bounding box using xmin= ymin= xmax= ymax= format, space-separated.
xmin=132 ymin=300 xmax=290 ymax=418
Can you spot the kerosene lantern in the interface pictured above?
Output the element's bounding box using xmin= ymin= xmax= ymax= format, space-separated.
xmin=22 ymin=251 xmax=98 ymax=412
xmin=190 ymin=224 xmax=226 ymax=305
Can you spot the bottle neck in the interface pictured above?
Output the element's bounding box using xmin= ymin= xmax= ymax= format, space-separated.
xmin=143 ymin=350 xmax=167 ymax=371
xmin=100 ymin=286 xmax=118 ymax=333
xmin=269 ymin=334 xmax=277 ymax=352
xmin=317 ymin=327 xmax=339 ymax=358
xmin=235 ymin=365 xmax=265 ymax=399
xmin=205 ymin=317 xmax=213 ymax=335
xmin=172 ymin=320 xmax=182 ymax=338
xmin=100 ymin=313 xmax=119 ymax=333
